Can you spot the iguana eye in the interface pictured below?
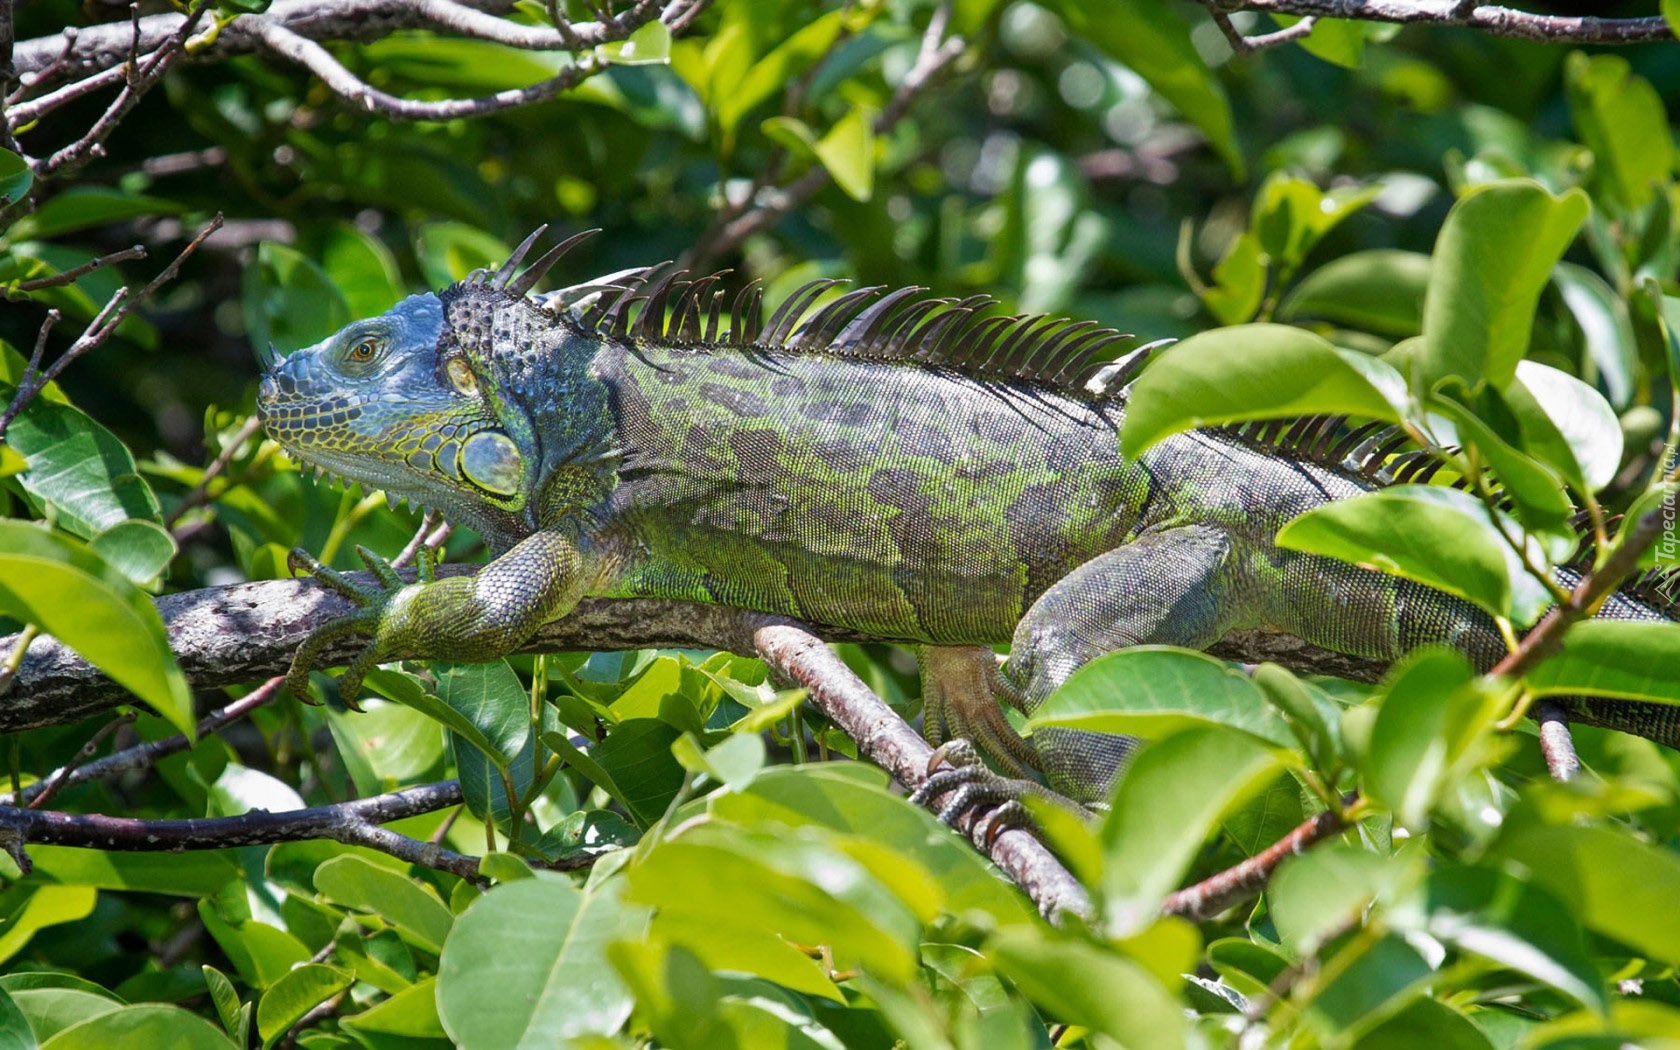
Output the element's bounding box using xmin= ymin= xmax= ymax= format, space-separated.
xmin=346 ymin=337 xmax=381 ymax=363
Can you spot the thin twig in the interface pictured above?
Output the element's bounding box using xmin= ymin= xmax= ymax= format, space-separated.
xmin=1162 ymin=804 xmax=1348 ymax=921
xmin=0 ymin=780 xmax=481 ymax=880
xmin=1197 ymin=0 xmax=1669 ymax=44
xmin=3 ymin=245 xmax=146 ymax=297
xmin=165 ymin=415 xmax=265 ymax=529
xmin=1212 ymin=11 xmax=1320 ymax=54
xmin=27 ymin=713 xmax=136 ymax=810
xmin=0 ymin=214 xmax=221 ymax=437
xmin=684 ymin=8 xmax=965 ymax=270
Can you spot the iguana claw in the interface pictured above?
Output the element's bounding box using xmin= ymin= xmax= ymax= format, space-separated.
xmin=285 ymin=545 xmax=435 ymax=710
xmin=911 ymin=736 xmax=1083 ymax=832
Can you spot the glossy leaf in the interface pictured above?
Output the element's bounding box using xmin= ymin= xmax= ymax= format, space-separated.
xmin=314 ymin=856 xmax=454 ymax=954
xmin=1031 ymin=646 xmax=1295 ymax=747
xmin=1497 ymin=823 xmax=1680 ymax=966
xmin=813 ymin=107 xmax=875 ymax=203
xmin=1100 ymin=726 xmax=1288 ymax=933
xmin=1416 ymin=180 xmax=1589 ymax=390
xmin=241 ymin=242 xmax=351 ymax=358
xmin=37 ymin=1004 xmax=236 ymax=1050
xmin=0 ymin=886 xmax=97 ymax=967
xmin=437 ymin=875 xmax=646 ymax=1048
xmin=1552 ymin=262 xmax=1637 ymax=409
xmin=0 ymin=521 xmax=193 ymax=736
xmin=1508 ymin=359 xmax=1623 ymax=495
xmin=986 ymin=929 xmax=1184 ymax=1048
xmin=9 ymin=188 xmax=183 ymax=240
xmin=0 ymin=149 xmax=30 ymax=204
xmin=1363 ymin=648 xmax=1504 ymax=830
xmin=434 ymin=661 xmax=537 ymax=828
xmin=255 ymin=965 xmax=351 ymax=1049
xmin=1565 ymin=53 xmax=1672 ymax=212
xmin=2 ymin=390 xmax=163 ymax=538
xmin=1525 ymin=620 xmax=1680 ymax=703
xmin=1280 ymin=249 xmax=1431 ymax=337
xmin=1277 ymin=484 xmax=1544 ymax=625
xmin=1119 ymin=324 xmax=1405 ymax=457
xmin=1055 ymin=0 xmax=1240 ymax=177
xmin=1269 ymin=845 xmax=1393 ymax=954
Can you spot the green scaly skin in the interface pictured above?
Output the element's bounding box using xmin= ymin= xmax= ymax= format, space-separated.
xmin=256 ymin=246 xmax=1680 ymax=811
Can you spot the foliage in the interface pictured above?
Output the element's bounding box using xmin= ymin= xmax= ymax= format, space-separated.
xmin=3 ymin=0 xmax=1680 ymax=1047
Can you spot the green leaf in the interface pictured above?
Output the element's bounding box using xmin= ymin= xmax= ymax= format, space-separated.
xmin=201 ymin=966 xmax=245 ymax=1046
xmin=7 ymin=989 xmax=119 ymax=1044
xmin=1055 ymin=0 xmax=1241 ymax=178
xmin=1525 ymin=620 xmax=1680 ymax=703
xmin=416 ymin=223 xmax=510 ymax=290
xmin=0 ymin=443 xmax=25 ymax=479
xmin=437 ymin=875 xmax=646 ymax=1048
xmin=1253 ymin=663 xmax=1342 ymax=774
xmin=1508 ymin=359 xmax=1623 ymax=495
xmin=37 ymin=1004 xmax=236 ymax=1050
xmin=196 ymin=898 xmax=310 ymax=989
xmin=717 ymin=12 xmax=844 ymax=133
xmin=9 ymin=188 xmax=183 ymax=240
xmin=320 ymin=224 xmax=404 ymax=319
xmin=1100 ymin=726 xmax=1288 ymax=933
xmin=1119 ymin=324 xmax=1404 ymax=457
xmin=338 ymin=977 xmax=446 ymax=1038
xmin=1270 ymin=845 xmax=1393 ymax=954
xmin=314 ymin=855 xmax=454 ymax=954
xmin=1497 ymin=823 xmax=1680 ymax=966
xmin=89 ymin=519 xmax=177 ymax=587
xmin=1422 ymin=865 xmax=1604 ymax=1010
xmin=813 ymin=107 xmax=875 ymax=203
xmin=1298 ymin=933 xmax=1433 ymax=1043
xmin=1430 ymin=397 xmax=1573 ymax=534
xmin=0 ymin=521 xmax=193 ymax=736
xmin=0 ymin=987 xmax=35 ymax=1050
xmin=434 ymin=661 xmax=536 ymax=828
xmin=985 ymin=928 xmax=1185 ymax=1048
xmin=1251 ymin=173 xmax=1380 ymax=278
xmin=1 ymin=390 xmax=163 ymax=539
xmin=598 ymin=18 xmax=671 ymax=65
xmin=1565 ymin=53 xmax=1672 ymax=213
xmin=1552 ymin=263 xmax=1637 ymax=409
xmin=0 ymin=149 xmax=31 ymax=205
xmin=1277 ymin=484 xmax=1541 ymax=625
xmin=1363 ymin=648 xmax=1505 ymax=830
xmin=255 ymin=965 xmax=352 ymax=1049
xmin=1030 ymin=646 xmax=1295 ymax=747
xmin=242 ymin=242 xmax=351 ymax=359
xmin=1351 ymin=996 xmax=1496 ymax=1050
xmin=1280 ymin=249 xmax=1432 ymax=338
xmin=27 ymin=846 xmax=238 ymax=896
xmin=0 ymin=886 xmax=97 ymax=966
xmin=626 ymin=821 xmax=921 ymax=983
xmin=1416 ymin=180 xmax=1589 ymax=390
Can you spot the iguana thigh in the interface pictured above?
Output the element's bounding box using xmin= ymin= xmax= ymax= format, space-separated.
xmin=1007 ymin=524 xmax=1241 ymax=805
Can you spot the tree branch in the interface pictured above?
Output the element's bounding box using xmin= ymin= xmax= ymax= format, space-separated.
xmin=1201 ymin=1 xmax=1671 ymax=45
xmin=1162 ymin=804 xmax=1347 ymax=921
xmin=0 ymin=780 xmax=483 ymax=880
xmin=752 ymin=620 xmax=1094 ymax=923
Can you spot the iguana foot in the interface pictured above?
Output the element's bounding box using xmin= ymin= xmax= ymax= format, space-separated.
xmin=286 ymin=545 xmax=435 ymax=709
xmin=919 ymin=647 xmax=1041 ymax=779
xmin=909 ymin=739 xmax=1077 ymax=832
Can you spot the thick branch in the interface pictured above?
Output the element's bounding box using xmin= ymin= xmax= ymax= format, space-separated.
xmin=752 ymin=620 xmax=1094 ymax=923
xmin=0 ymin=567 xmax=1387 ymax=733
xmin=0 ymin=780 xmax=480 ymax=880
xmin=1205 ymin=1 xmax=1670 ymax=44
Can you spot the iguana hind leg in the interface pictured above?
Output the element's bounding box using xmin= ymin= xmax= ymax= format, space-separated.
xmin=920 ymin=525 xmax=1241 ymax=817
xmin=919 ymin=645 xmax=1040 ymax=778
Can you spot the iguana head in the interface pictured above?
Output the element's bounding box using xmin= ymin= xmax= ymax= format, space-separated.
xmin=256 ymin=288 xmax=538 ymax=546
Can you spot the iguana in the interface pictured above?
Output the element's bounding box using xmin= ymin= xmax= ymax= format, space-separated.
xmin=255 ymin=227 xmax=1680 ymax=812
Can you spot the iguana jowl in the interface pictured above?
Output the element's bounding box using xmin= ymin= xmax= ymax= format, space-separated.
xmin=256 ymin=228 xmax=1680 ymax=808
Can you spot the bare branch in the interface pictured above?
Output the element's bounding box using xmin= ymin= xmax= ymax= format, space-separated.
xmin=684 ymin=11 xmax=966 ymax=270
xmin=255 ymin=21 xmax=607 ymax=121
xmin=26 ymin=713 xmax=136 ymax=810
xmin=0 ymin=780 xmax=483 ymax=880
xmin=754 ymin=620 xmax=1093 ymax=923
xmin=165 ymin=415 xmax=265 ymax=530
xmin=2 ymin=244 xmax=146 ymax=297
xmin=1201 ymin=0 xmax=1670 ymax=45
xmin=1163 ymin=804 xmax=1348 ymax=921
xmin=0 ymin=215 xmax=221 ymax=438
xmin=1212 ymin=11 xmax=1320 ymax=54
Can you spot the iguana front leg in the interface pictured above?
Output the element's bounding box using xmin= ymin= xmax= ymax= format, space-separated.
xmin=287 ymin=529 xmax=594 ymax=703
xmin=919 ymin=645 xmax=1040 ymax=778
